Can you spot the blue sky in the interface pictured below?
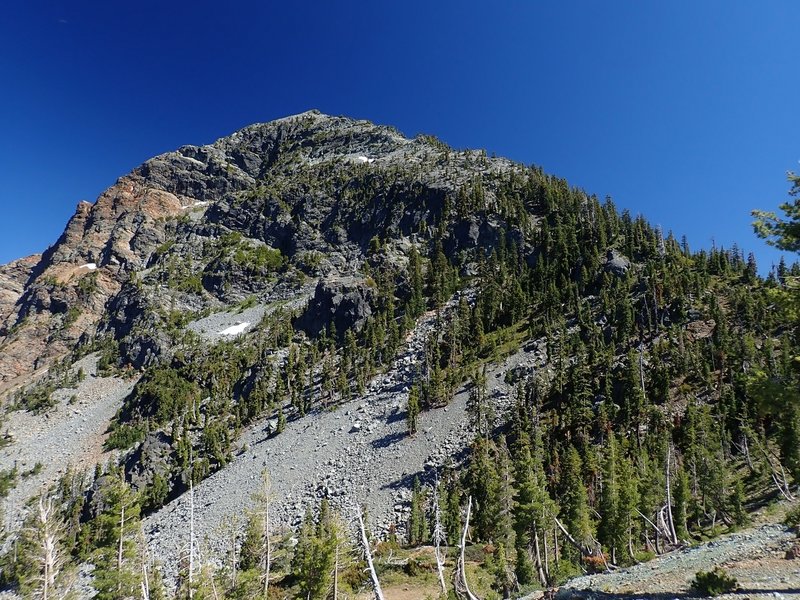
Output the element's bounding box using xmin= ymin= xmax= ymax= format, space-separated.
xmin=1 ymin=2 xmax=798 ymax=270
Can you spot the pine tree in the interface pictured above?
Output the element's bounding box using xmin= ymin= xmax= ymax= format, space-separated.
xmin=672 ymin=465 xmax=691 ymax=541
xmin=617 ymin=452 xmax=641 ymax=563
xmin=513 ymin=433 xmax=556 ymax=586
xmin=292 ymin=501 xmax=339 ymax=600
xmin=408 ymin=476 xmax=427 ymax=545
xmin=408 ymin=244 xmax=425 ymax=318
xmin=560 ymin=445 xmax=593 ymax=563
xmin=407 ymin=383 xmax=421 ymax=435
xmin=466 ymin=437 xmax=502 ymax=543
xmin=598 ymin=434 xmax=625 ymax=563
xmin=89 ymin=470 xmax=143 ymax=600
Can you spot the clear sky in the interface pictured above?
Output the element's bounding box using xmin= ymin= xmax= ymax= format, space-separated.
xmin=1 ymin=2 xmax=798 ymax=271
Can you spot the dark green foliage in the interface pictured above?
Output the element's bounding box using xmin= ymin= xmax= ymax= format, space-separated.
xmin=407 ymin=476 xmax=427 ymax=545
xmin=21 ymin=124 xmax=799 ymax=596
xmin=129 ymin=366 xmax=201 ymax=425
xmin=0 ymin=467 xmax=18 ymax=498
xmin=82 ymin=471 xmax=143 ymax=599
xmin=753 ymin=172 xmax=800 ymax=252
xmin=233 ymin=244 xmax=284 ymax=271
xmin=784 ymin=504 xmax=800 ymax=530
xmin=291 ymin=500 xmax=339 ymax=599
xmin=691 ymin=567 xmax=738 ymax=597
xmin=104 ymin=422 xmax=146 ymax=450
xmin=407 ymin=382 xmax=420 ymax=435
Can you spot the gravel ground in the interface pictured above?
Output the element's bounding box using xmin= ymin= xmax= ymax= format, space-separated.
xmin=0 ymin=354 xmax=137 ymax=531
xmin=144 ymin=295 xmax=546 ymax=584
xmin=186 ymin=288 xmax=314 ymax=342
xmin=554 ymin=516 xmax=800 ymax=600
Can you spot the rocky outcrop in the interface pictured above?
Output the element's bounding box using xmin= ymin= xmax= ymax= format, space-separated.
xmin=0 ymin=110 xmax=526 ymax=386
xmin=0 ymin=254 xmax=38 ymax=328
xmin=604 ymin=248 xmax=631 ymax=276
xmin=295 ymin=277 xmax=376 ymax=341
xmin=125 ymin=431 xmax=175 ymax=496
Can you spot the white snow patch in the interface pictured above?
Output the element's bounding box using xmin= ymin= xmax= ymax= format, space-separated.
xmin=79 ymin=263 xmax=97 ymax=271
xmin=355 ymin=155 xmax=375 ymax=164
xmin=218 ymin=322 xmax=250 ymax=336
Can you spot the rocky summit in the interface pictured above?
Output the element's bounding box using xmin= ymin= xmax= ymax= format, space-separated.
xmin=0 ymin=111 xmax=798 ymax=599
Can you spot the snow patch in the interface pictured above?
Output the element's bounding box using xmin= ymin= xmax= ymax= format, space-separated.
xmin=183 ymin=201 xmax=210 ymax=210
xmin=218 ymin=322 xmax=250 ymax=336
xmin=79 ymin=263 xmax=97 ymax=271
xmin=355 ymin=155 xmax=375 ymax=164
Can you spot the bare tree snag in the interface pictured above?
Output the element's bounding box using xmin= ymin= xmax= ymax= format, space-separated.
xmin=665 ymin=445 xmax=678 ymax=545
xmin=357 ymin=505 xmax=385 ymax=600
xmin=455 ymin=496 xmax=481 ymax=600
xmin=554 ymin=517 xmax=589 ymax=558
xmin=189 ymin=478 xmax=195 ymax=600
xmin=432 ymin=476 xmax=448 ymax=597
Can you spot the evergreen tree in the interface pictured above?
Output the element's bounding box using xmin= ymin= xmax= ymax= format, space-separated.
xmin=560 ymin=445 xmax=593 ymax=563
xmin=88 ymin=470 xmax=143 ymax=600
xmin=408 ymin=477 xmax=427 ymax=545
xmin=407 ymin=383 xmax=421 ymax=436
xmin=513 ymin=433 xmax=556 ymax=586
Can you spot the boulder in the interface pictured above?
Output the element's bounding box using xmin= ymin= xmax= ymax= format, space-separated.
xmin=786 ymin=544 xmax=800 ymax=560
xmin=604 ymin=249 xmax=631 ymax=276
xmin=125 ymin=431 xmax=175 ymax=494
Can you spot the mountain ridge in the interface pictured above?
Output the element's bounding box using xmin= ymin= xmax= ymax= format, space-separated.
xmin=0 ymin=111 xmax=798 ymax=599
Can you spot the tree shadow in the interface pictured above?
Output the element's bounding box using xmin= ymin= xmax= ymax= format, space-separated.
xmin=371 ymin=431 xmax=406 ymax=449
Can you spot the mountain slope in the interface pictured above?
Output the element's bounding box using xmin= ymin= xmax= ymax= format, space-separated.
xmin=0 ymin=111 xmax=797 ymax=599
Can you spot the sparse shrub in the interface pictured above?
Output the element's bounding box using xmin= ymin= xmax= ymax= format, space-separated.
xmin=0 ymin=467 xmax=18 ymax=497
xmin=63 ymin=306 xmax=81 ymax=327
xmin=691 ymin=567 xmax=738 ymax=597
xmin=785 ymin=504 xmax=800 ymax=531
xmin=77 ymin=271 xmax=98 ymax=297
xmin=104 ymin=423 xmax=146 ymax=450
xmin=16 ymin=382 xmax=57 ymax=413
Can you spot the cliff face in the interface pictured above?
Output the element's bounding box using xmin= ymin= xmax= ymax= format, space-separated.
xmin=0 ymin=110 xmax=520 ymax=386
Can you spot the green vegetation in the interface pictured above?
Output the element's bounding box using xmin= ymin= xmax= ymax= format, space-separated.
xmin=753 ymin=172 xmax=800 ymax=252
xmin=3 ymin=135 xmax=799 ymax=599
xmin=104 ymin=422 xmax=146 ymax=450
xmin=691 ymin=567 xmax=738 ymax=597
xmin=0 ymin=467 xmax=18 ymax=497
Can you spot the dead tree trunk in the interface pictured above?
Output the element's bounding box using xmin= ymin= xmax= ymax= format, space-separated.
xmin=117 ymin=504 xmax=126 ymax=596
xmin=139 ymin=527 xmax=151 ymax=600
xmin=37 ymin=496 xmax=58 ymax=600
xmin=532 ymin=526 xmax=547 ymax=586
xmin=665 ymin=445 xmax=678 ymax=545
xmin=432 ymin=476 xmax=448 ymax=597
xmin=751 ymin=432 xmax=795 ymax=500
xmin=333 ymin=543 xmax=339 ymax=600
xmin=357 ymin=506 xmax=385 ymax=600
xmin=455 ymin=497 xmax=481 ymax=600
xmin=554 ymin=517 xmax=589 ymax=558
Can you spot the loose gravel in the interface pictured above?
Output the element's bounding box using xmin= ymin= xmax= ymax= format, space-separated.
xmin=0 ymin=354 xmax=137 ymax=531
xmin=554 ymin=517 xmax=800 ymax=600
xmin=144 ymin=295 xmax=547 ymax=584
